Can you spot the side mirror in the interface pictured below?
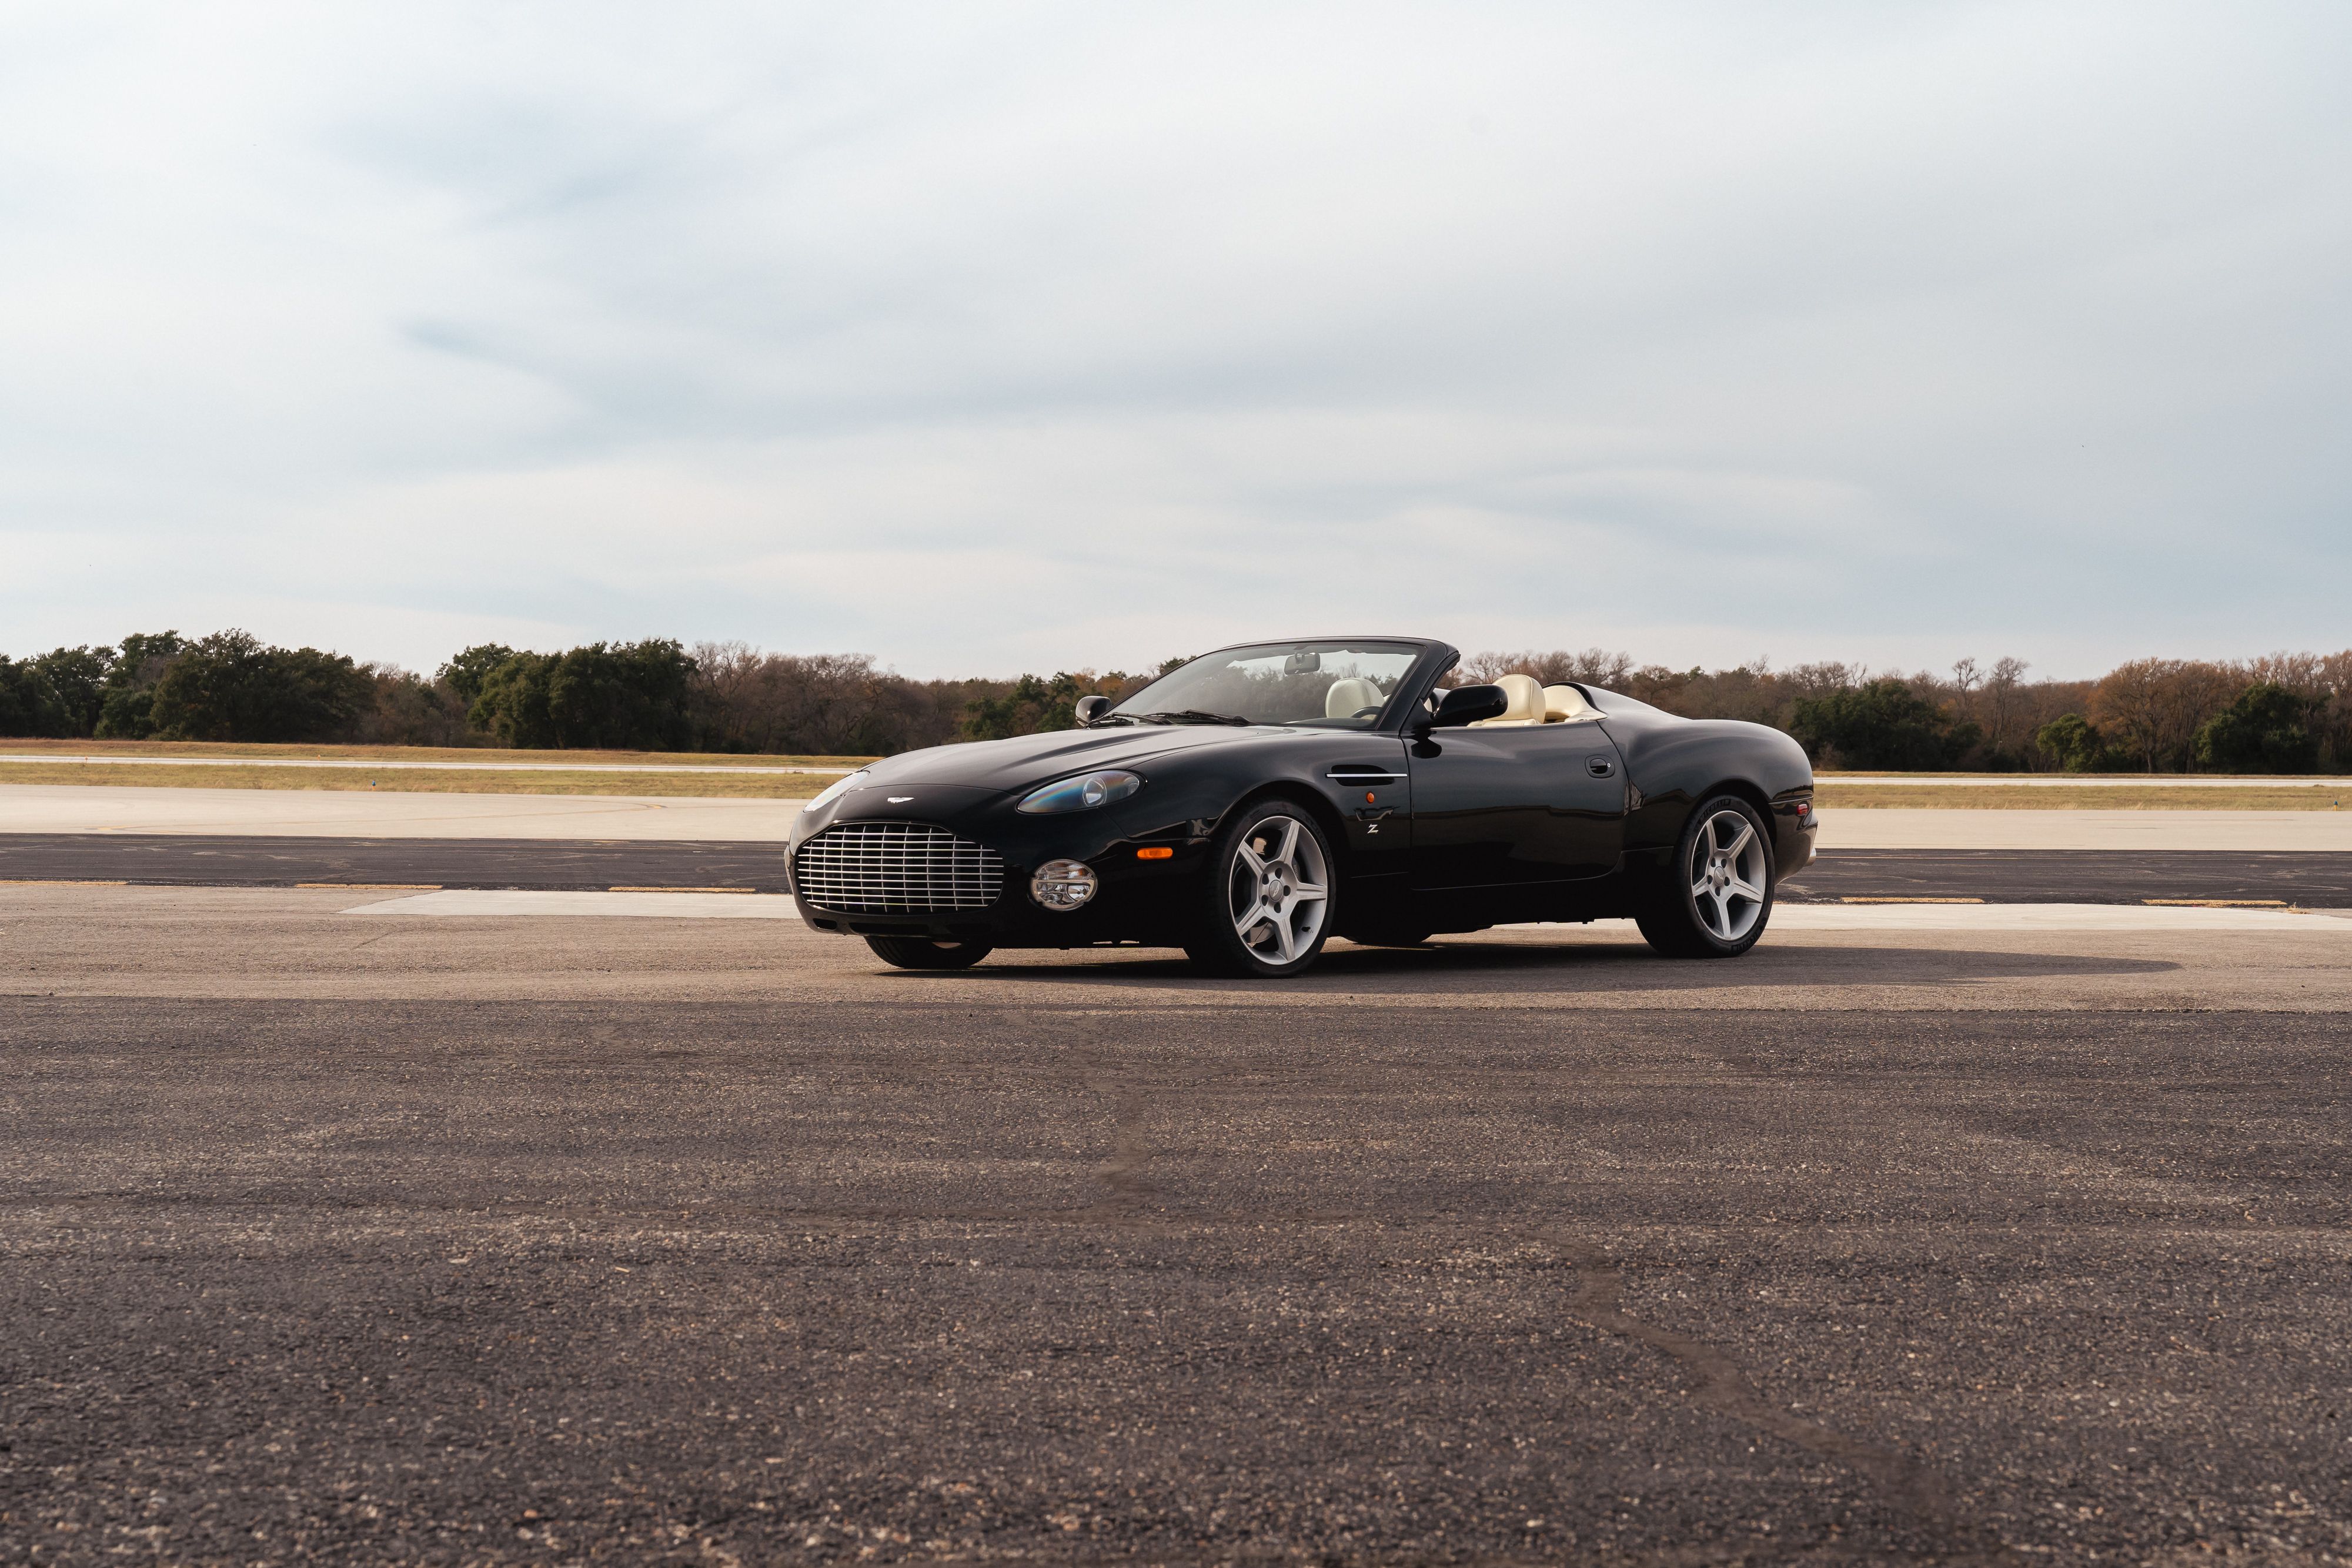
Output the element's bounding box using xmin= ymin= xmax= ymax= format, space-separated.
xmin=1074 ymin=694 xmax=1111 ymax=727
xmin=1416 ymin=684 xmax=1508 ymax=735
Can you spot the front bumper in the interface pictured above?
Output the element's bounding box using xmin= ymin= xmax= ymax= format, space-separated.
xmin=787 ymin=798 xmax=1212 ymax=947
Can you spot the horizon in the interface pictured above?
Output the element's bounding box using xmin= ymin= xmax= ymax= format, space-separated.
xmin=11 ymin=618 xmax=2351 ymax=691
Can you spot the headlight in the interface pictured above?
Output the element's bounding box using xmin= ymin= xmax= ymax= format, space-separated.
xmin=1017 ymin=769 xmax=1142 ymax=814
xmin=801 ymin=769 xmax=867 ymax=814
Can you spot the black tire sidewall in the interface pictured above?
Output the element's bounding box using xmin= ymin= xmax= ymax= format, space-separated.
xmin=865 ymin=935 xmax=993 ymax=971
xmin=1187 ymin=798 xmax=1338 ymax=978
xmin=1651 ymin=794 xmax=1776 ymax=958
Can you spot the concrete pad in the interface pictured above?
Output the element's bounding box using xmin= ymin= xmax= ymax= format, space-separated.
xmin=1816 ymin=807 xmax=2352 ymax=850
xmin=0 ymin=783 xmax=808 ymax=840
xmin=8 ymin=783 xmax=2348 ymax=851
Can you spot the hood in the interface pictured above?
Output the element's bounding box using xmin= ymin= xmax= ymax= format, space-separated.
xmin=858 ymin=724 xmax=1286 ymax=794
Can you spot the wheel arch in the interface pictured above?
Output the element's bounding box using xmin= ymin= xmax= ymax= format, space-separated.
xmin=1225 ymin=780 xmax=1352 ymax=864
xmin=1692 ymin=778 xmax=1781 ymax=870
xmin=1700 ymin=775 xmax=1774 ymax=821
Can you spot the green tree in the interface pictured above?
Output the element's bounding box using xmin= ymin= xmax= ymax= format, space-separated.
xmin=2194 ymin=683 xmax=2320 ymax=773
xmin=546 ymin=640 xmax=696 ymax=749
xmin=93 ymin=631 xmax=188 ymax=740
xmin=1788 ymin=678 xmax=1977 ymax=769
xmin=146 ymin=630 xmax=373 ymax=743
xmin=464 ymin=641 xmax=697 ymax=749
xmin=2033 ymin=713 xmax=2112 ymax=773
xmin=439 ymin=643 xmax=520 ymax=706
xmin=0 ymin=657 xmax=75 ymax=737
xmin=467 ymin=651 xmax=560 ymax=747
xmin=26 ymin=646 xmax=114 ymax=735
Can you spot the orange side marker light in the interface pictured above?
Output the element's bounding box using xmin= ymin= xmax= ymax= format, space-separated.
xmin=1136 ymin=846 xmax=1174 ymax=860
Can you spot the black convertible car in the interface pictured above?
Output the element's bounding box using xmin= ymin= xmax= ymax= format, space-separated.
xmin=787 ymin=636 xmax=1816 ymax=977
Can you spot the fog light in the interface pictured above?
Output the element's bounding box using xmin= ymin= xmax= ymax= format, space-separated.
xmin=1030 ymin=859 xmax=1097 ymax=911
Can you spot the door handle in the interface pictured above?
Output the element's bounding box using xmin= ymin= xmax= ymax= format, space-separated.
xmin=1586 ymin=757 xmax=1615 ymax=778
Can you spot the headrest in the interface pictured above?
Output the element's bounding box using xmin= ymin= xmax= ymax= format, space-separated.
xmin=1491 ymin=672 xmax=1546 ymax=723
xmin=1544 ymin=684 xmax=1596 ymax=721
xmin=1324 ymin=677 xmax=1383 ymax=719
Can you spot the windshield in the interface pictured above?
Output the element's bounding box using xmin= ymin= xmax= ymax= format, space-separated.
xmin=1105 ymin=641 xmax=1424 ymax=729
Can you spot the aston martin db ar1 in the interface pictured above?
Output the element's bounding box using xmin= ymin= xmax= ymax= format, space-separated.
xmin=787 ymin=636 xmax=1816 ymax=977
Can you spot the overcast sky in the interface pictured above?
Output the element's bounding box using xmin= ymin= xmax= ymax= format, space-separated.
xmin=4 ymin=2 xmax=2346 ymax=680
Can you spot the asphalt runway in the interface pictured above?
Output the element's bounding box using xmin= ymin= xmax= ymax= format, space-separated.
xmin=4 ymin=884 xmax=2350 ymax=1564
xmin=6 ymin=830 xmax=2352 ymax=905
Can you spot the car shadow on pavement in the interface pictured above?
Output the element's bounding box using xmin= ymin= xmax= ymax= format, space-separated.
xmin=884 ymin=939 xmax=2181 ymax=994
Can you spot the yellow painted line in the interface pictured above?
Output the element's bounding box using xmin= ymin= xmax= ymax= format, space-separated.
xmin=0 ymin=878 xmax=129 ymax=886
xmin=296 ymin=882 xmax=443 ymax=891
xmin=608 ymin=885 xmax=761 ymax=894
xmin=2144 ymin=898 xmax=2288 ymax=908
xmin=1840 ymin=896 xmax=1985 ymax=904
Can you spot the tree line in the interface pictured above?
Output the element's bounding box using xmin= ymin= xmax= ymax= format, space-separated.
xmin=0 ymin=631 xmax=1154 ymax=757
xmin=2 ymin=630 xmax=2347 ymax=771
xmin=1456 ymin=648 xmax=2352 ymax=772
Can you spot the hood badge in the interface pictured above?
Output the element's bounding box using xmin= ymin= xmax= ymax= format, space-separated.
xmin=887 ymin=796 xmax=914 ymax=804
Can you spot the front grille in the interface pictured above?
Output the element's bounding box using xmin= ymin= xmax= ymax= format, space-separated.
xmin=793 ymin=821 xmax=1006 ymax=915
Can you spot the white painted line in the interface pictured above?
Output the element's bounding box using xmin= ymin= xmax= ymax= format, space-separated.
xmin=1770 ymin=902 xmax=2351 ymax=932
xmin=0 ymin=753 xmax=854 ymax=776
xmin=342 ymin=890 xmax=803 ymax=919
xmin=1814 ymin=808 xmax=2352 ymax=851
xmin=1822 ymin=774 xmax=2352 ymax=788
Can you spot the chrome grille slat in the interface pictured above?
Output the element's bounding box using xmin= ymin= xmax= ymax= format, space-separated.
xmin=793 ymin=821 xmax=1006 ymax=915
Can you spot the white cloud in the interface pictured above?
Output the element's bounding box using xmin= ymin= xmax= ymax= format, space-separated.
xmin=2 ymin=1 xmax=2347 ymax=678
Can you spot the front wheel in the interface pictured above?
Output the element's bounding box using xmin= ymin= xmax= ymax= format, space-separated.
xmin=1184 ymin=801 xmax=1337 ymax=978
xmin=1635 ymin=795 xmax=1775 ymax=959
xmin=865 ymin=935 xmax=993 ymax=971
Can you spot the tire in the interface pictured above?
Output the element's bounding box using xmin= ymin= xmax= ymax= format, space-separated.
xmin=1182 ymin=799 xmax=1338 ymax=978
xmin=1635 ymin=794 xmax=1775 ymax=959
xmin=864 ymin=935 xmax=994 ymax=971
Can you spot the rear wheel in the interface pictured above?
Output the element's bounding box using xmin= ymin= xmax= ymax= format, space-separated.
xmin=1635 ymin=795 xmax=1775 ymax=958
xmin=1184 ymin=801 xmax=1337 ymax=978
xmin=865 ymin=935 xmax=993 ymax=970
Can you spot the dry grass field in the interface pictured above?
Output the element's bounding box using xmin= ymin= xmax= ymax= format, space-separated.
xmin=0 ymin=761 xmax=821 ymax=798
xmin=1 ymin=740 xmax=2347 ymax=808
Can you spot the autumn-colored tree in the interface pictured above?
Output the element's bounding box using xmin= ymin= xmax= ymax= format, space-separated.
xmin=2087 ymin=659 xmax=2241 ymax=772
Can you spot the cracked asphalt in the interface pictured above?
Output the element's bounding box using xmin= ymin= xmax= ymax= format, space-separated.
xmin=3 ymin=886 xmax=2349 ymax=1565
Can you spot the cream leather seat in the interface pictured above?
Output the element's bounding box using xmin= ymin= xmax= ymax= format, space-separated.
xmin=1544 ymin=684 xmax=1598 ymax=722
xmin=1470 ymin=672 xmax=1548 ymax=726
xmin=1324 ymin=677 xmax=1384 ymax=720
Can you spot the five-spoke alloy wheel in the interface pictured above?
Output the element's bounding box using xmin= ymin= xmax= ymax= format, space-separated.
xmin=1186 ymin=800 xmax=1337 ymax=977
xmin=1636 ymin=793 xmax=1775 ymax=958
